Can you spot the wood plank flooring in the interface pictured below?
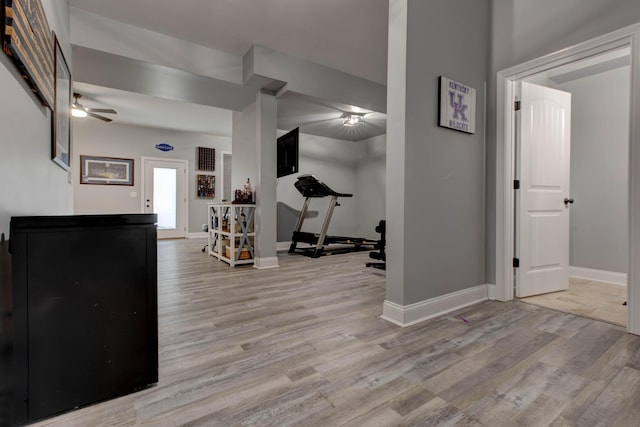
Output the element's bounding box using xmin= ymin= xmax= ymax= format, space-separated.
xmin=520 ymin=278 xmax=627 ymax=326
xmin=30 ymin=239 xmax=640 ymax=426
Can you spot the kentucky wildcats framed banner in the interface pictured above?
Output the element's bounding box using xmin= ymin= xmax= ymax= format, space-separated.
xmin=439 ymin=76 xmax=476 ymax=134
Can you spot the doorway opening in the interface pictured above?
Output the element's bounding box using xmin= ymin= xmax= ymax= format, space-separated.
xmin=141 ymin=157 xmax=188 ymax=239
xmin=495 ymin=24 xmax=640 ymax=335
xmin=515 ymin=50 xmax=630 ymax=326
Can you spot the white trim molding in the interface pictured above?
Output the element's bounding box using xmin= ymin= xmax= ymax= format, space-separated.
xmin=381 ymin=285 xmax=489 ymax=327
xmin=277 ymin=241 xmax=291 ymax=252
xmin=188 ymin=232 xmax=208 ymax=239
xmin=570 ymin=266 xmax=627 ymax=286
xmin=254 ymin=257 xmax=279 ymax=269
xmin=487 ymin=284 xmax=497 ymax=300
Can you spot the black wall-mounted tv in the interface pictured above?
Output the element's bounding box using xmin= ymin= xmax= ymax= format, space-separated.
xmin=277 ymin=127 xmax=299 ymax=178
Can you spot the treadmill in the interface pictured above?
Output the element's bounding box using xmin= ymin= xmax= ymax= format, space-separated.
xmin=289 ymin=174 xmax=376 ymax=258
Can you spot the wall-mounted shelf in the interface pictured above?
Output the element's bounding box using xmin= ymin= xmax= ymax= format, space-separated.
xmin=208 ymin=204 xmax=255 ymax=266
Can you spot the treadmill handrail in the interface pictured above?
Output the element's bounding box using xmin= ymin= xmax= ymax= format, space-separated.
xmin=294 ymin=174 xmax=353 ymax=198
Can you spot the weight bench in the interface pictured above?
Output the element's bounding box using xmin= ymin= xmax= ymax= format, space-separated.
xmin=366 ymin=220 xmax=386 ymax=270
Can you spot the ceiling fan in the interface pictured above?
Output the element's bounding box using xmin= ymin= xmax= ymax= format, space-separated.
xmin=72 ymin=93 xmax=117 ymax=122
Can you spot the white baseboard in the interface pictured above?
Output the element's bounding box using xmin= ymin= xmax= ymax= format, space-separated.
xmin=277 ymin=241 xmax=291 ymax=252
xmin=381 ymin=284 xmax=489 ymax=327
xmin=254 ymin=256 xmax=280 ymax=269
xmin=188 ymin=232 xmax=208 ymax=239
xmin=487 ymin=283 xmax=496 ymax=300
xmin=569 ymin=266 xmax=627 ymax=286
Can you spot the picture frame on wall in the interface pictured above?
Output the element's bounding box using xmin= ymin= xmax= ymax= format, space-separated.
xmin=52 ymin=34 xmax=72 ymax=171
xmin=80 ymin=155 xmax=134 ymax=186
xmin=438 ymin=76 xmax=476 ymax=134
xmin=196 ymin=174 xmax=215 ymax=199
xmin=2 ymin=0 xmax=55 ymax=109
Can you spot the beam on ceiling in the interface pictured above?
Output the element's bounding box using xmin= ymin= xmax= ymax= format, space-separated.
xmin=243 ymin=45 xmax=387 ymax=113
xmin=72 ymin=46 xmax=257 ymax=112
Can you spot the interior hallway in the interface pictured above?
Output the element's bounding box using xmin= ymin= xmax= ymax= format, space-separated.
xmin=31 ymin=239 xmax=640 ymax=426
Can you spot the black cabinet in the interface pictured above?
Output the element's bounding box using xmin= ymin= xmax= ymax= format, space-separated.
xmin=8 ymin=214 xmax=158 ymax=425
xmin=1 ymin=240 xmax=12 ymax=427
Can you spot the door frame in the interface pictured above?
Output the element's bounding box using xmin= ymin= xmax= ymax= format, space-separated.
xmin=495 ymin=23 xmax=640 ymax=334
xmin=219 ymin=150 xmax=232 ymax=202
xmin=140 ymin=156 xmax=189 ymax=239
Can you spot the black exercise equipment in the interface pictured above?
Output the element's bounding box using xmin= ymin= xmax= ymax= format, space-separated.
xmin=366 ymin=220 xmax=386 ymax=270
xmin=289 ymin=174 xmax=376 ymax=258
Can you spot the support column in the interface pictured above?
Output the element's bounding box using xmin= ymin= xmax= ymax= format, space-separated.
xmin=382 ymin=0 xmax=489 ymax=326
xmin=255 ymin=92 xmax=279 ymax=268
xmin=231 ymin=92 xmax=279 ymax=269
xmin=384 ymin=0 xmax=409 ymax=310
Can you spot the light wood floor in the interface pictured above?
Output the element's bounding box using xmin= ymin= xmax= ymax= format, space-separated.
xmin=520 ymin=278 xmax=628 ymax=326
xmin=31 ymin=239 xmax=640 ymax=426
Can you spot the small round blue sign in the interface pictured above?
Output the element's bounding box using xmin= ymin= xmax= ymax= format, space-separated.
xmin=155 ymin=143 xmax=174 ymax=152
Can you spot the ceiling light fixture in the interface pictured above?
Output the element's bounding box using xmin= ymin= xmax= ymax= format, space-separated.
xmin=72 ymin=93 xmax=88 ymax=118
xmin=72 ymin=106 xmax=88 ymax=118
xmin=342 ymin=112 xmax=366 ymax=127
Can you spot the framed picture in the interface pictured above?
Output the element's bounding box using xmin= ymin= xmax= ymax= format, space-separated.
xmin=80 ymin=155 xmax=134 ymax=186
xmin=52 ymin=34 xmax=72 ymax=170
xmin=2 ymin=0 xmax=55 ymax=108
xmin=438 ymin=76 xmax=476 ymax=134
xmin=196 ymin=174 xmax=215 ymax=198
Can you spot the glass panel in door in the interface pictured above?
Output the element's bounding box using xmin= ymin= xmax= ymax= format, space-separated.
xmin=153 ymin=168 xmax=177 ymax=230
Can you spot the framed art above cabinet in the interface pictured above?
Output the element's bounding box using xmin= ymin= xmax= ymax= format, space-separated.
xmin=2 ymin=0 xmax=55 ymax=109
xmin=52 ymin=34 xmax=71 ymax=171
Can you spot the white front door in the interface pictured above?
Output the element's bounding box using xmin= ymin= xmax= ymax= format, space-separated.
xmin=516 ymin=82 xmax=572 ymax=297
xmin=142 ymin=158 xmax=188 ymax=239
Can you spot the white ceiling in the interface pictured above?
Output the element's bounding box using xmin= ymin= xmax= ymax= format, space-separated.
xmin=68 ymin=0 xmax=389 ymax=141
xmin=68 ymin=0 xmax=389 ymax=84
xmin=73 ymin=82 xmax=233 ymax=136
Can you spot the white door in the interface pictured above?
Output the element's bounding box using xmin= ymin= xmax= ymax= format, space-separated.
xmin=516 ymin=82 xmax=572 ymax=297
xmin=142 ymin=158 xmax=188 ymax=239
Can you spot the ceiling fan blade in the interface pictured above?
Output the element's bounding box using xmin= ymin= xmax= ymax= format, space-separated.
xmin=88 ymin=112 xmax=113 ymax=122
xmin=88 ymin=108 xmax=117 ymax=114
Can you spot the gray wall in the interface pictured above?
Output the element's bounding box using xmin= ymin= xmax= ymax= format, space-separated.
xmin=560 ymin=67 xmax=629 ymax=273
xmin=487 ymin=0 xmax=640 ymax=283
xmin=356 ymin=134 xmax=386 ymax=238
xmin=231 ymin=104 xmax=257 ymax=193
xmin=0 ymin=0 xmax=72 ymax=238
xmin=73 ymin=120 xmax=231 ymax=233
xmin=386 ymin=0 xmax=489 ymax=305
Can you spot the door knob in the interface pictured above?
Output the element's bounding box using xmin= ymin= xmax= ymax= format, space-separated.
xmin=564 ymin=198 xmax=574 ymax=206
